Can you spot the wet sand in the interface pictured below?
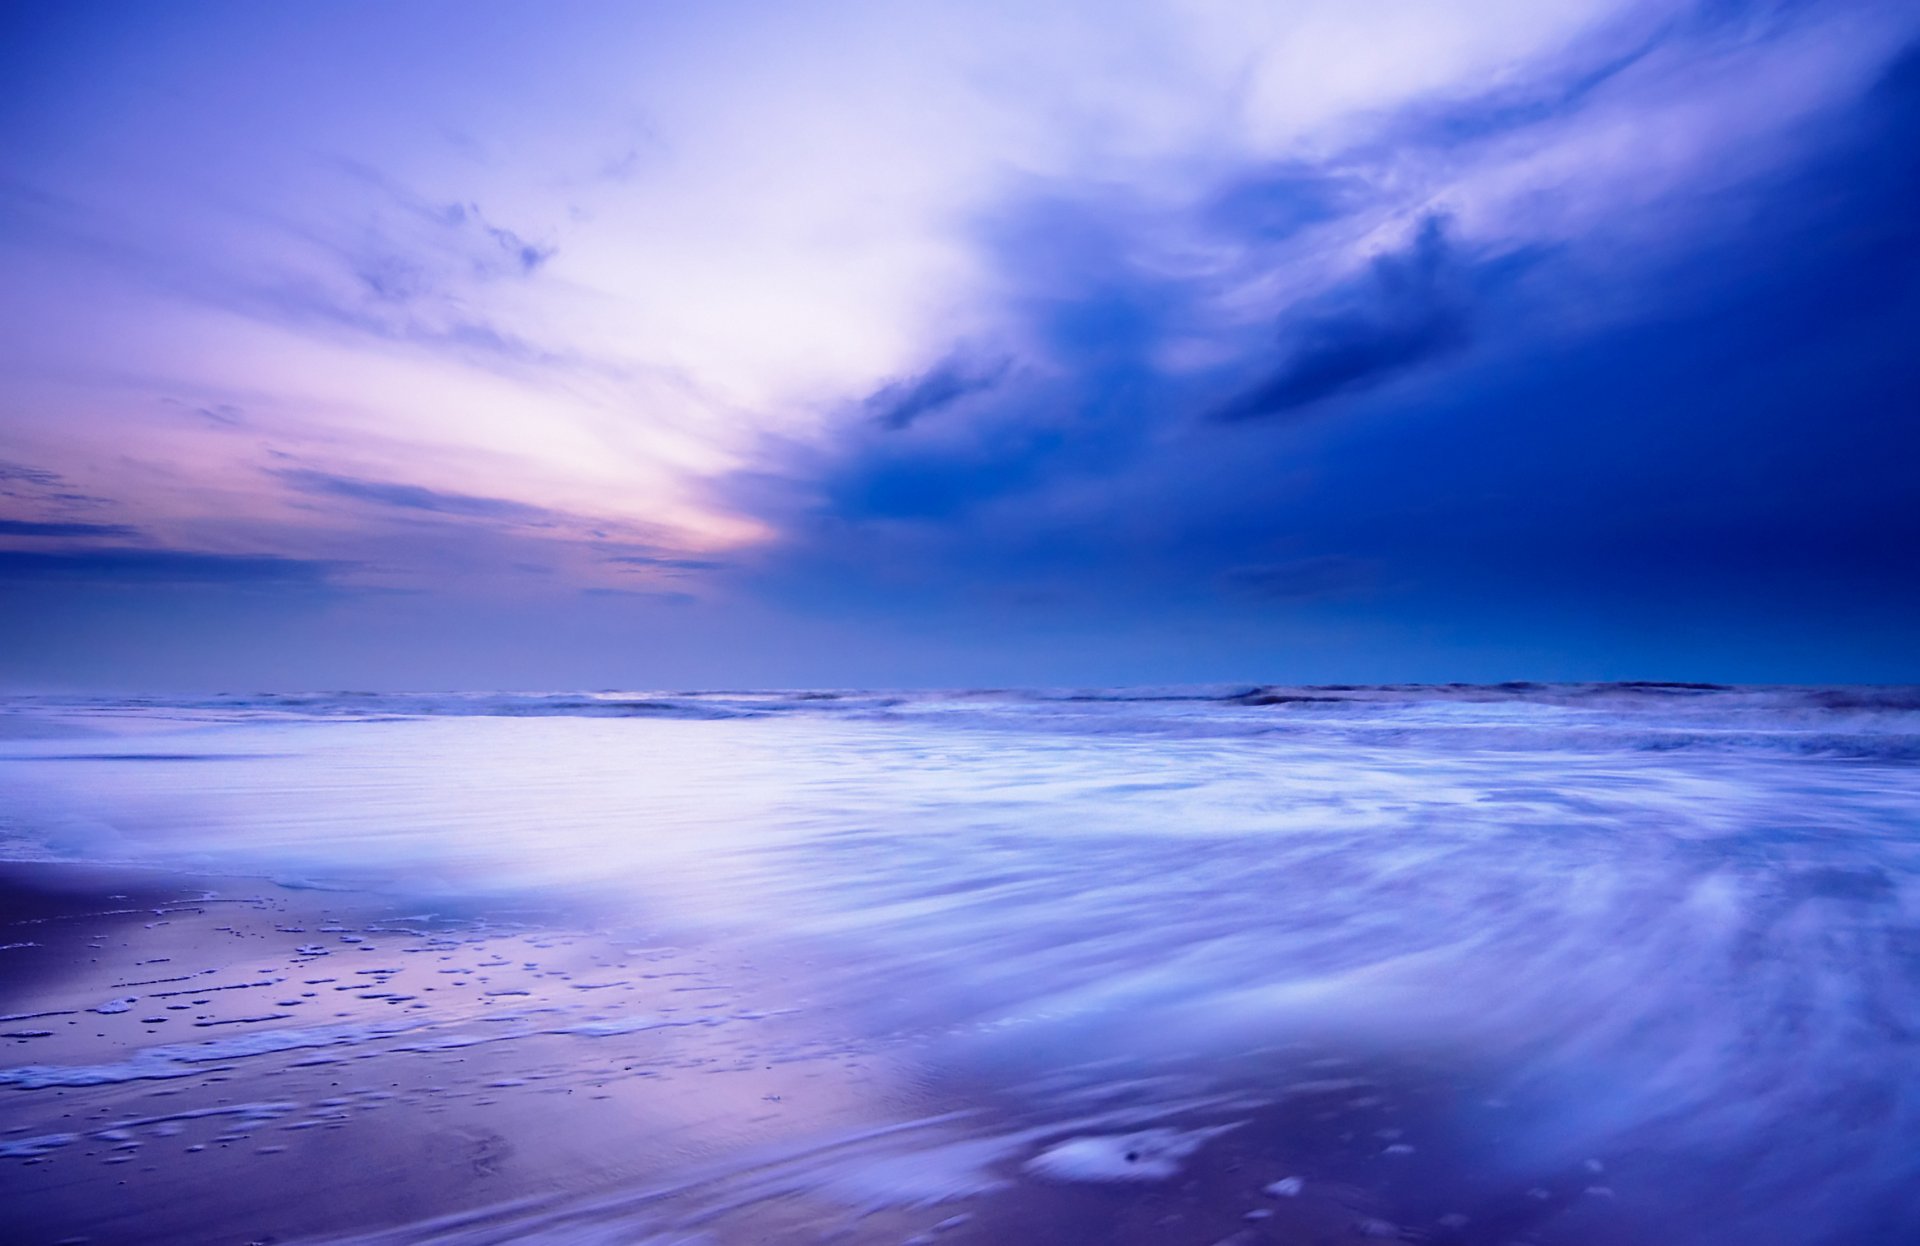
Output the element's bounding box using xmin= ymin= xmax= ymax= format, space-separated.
xmin=0 ymin=861 xmax=917 ymax=1243
xmin=0 ymin=860 xmax=1539 ymax=1246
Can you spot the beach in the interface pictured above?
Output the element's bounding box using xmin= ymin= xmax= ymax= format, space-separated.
xmin=1 ymin=860 xmax=1424 ymax=1246
xmin=3 ymin=685 xmax=1918 ymax=1244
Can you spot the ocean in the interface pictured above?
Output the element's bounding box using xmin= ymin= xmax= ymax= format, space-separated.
xmin=2 ymin=684 xmax=1917 ymax=1244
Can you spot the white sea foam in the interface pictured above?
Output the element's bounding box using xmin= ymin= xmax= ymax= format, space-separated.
xmin=1024 ymin=1123 xmax=1242 ymax=1182
xmin=0 ymin=1018 xmax=452 ymax=1088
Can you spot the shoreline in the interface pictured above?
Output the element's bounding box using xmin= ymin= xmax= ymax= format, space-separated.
xmin=0 ymin=858 xmax=920 ymax=1243
xmin=0 ymin=857 xmax=1484 ymax=1246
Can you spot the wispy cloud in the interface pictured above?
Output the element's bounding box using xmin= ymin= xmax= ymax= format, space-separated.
xmin=0 ymin=461 xmax=63 ymax=488
xmin=580 ymin=586 xmax=697 ymax=604
xmin=272 ymin=469 xmax=565 ymax=526
xmin=0 ymin=547 xmax=340 ymax=585
xmin=0 ymin=519 xmax=140 ymax=538
xmin=605 ymin=553 xmax=725 ymax=571
xmin=0 ymin=458 xmax=114 ymax=510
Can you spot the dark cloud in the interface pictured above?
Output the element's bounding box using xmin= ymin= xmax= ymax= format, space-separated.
xmin=580 ymin=587 xmax=696 ymax=604
xmin=740 ymin=194 xmax=1200 ymax=531
xmin=0 ymin=518 xmax=140 ymax=537
xmin=717 ymin=19 xmax=1920 ymax=661
xmin=606 ymin=554 xmax=724 ymax=571
xmin=0 ymin=459 xmax=113 ymax=509
xmin=0 ymin=547 xmax=340 ymax=584
xmin=273 ymin=468 xmax=563 ymax=526
xmin=1215 ymin=215 xmax=1472 ymax=422
xmin=864 ymin=355 xmax=1008 ymax=430
xmin=0 ymin=460 xmax=63 ymax=487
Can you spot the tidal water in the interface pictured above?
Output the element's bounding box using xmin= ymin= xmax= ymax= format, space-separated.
xmin=2 ymin=684 xmax=1917 ymax=1244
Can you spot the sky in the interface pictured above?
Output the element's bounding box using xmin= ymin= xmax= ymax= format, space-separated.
xmin=1 ymin=0 xmax=1916 ymax=690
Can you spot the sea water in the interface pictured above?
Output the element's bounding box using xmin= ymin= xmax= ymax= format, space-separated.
xmin=1 ymin=684 xmax=1916 ymax=1243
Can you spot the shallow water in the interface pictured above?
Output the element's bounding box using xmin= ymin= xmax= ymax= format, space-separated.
xmin=3 ymin=684 xmax=1918 ymax=1244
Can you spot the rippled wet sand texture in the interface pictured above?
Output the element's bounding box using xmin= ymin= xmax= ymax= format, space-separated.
xmin=0 ymin=865 xmax=911 ymax=1242
xmin=2 ymin=684 xmax=1917 ymax=1244
xmin=0 ymin=864 xmax=1416 ymax=1246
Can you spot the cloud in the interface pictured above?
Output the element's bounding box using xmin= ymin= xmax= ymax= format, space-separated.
xmin=715 ymin=9 xmax=1920 ymax=636
xmin=0 ymin=519 xmax=140 ymax=538
xmin=273 ymin=468 xmax=564 ymax=526
xmin=0 ymin=547 xmax=340 ymax=585
xmin=193 ymin=403 xmax=247 ymax=427
xmin=232 ymin=275 xmax=595 ymax=377
xmin=0 ymin=460 xmax=63 ymax=487
xmin=0 ymin=459 xmax=113 ymax=509
xmin=320 ymin=168 xmax=560 ymax=303
xmin=1214 ymin=215 xmax=1473 ymax=422
xmin=485 ymin=226 xmax=556 ymax=276
xmin=580 ymin=586 xmax=696 ymax=604
xmin=864 ymin=354 xmax=1009 ymax=430
xmin=0 ymin=158 xmax=592 ymax=386
xmin=605 ymin=554 xmax=724 ymax=571
xmin=430 ymin=198 xmax=558 ymax=277
xmin=5 ymin=0 xmax=1919 ymax=684
xmin=349 ymin=213 xmax=554 ymax=304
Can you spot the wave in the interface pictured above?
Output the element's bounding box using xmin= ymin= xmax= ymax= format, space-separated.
xmin=5 ymin=684 xmax=1918 ymax=766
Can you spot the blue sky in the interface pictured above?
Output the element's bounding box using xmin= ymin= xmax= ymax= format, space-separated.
xmin=2 ymin=0 xmax=1916 ymax=689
